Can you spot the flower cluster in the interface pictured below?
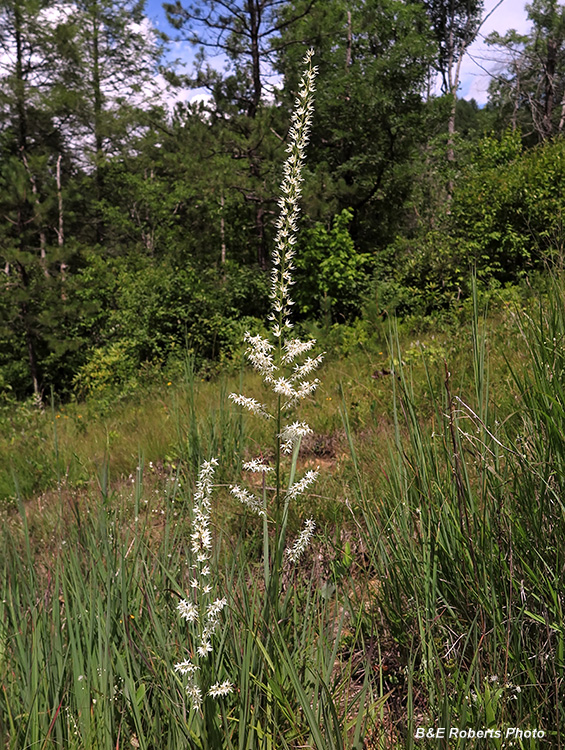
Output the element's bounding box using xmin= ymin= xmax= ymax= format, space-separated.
xmin=286 ymin=470 xmax=318 ymax=503
xmin=279 ymin=421 xmax=313 ymax=455
xmin=228 ymin=50 xmax=320 ymax=562
xmin=270 ymin=48 xmax=318 ymax=339
xmin=285 ymin=518 xmax=316 ymax=563
xmin=174 ymin=459 xmax=233 ymax=710
xmin=230 ymin=484 xmax=267 ymax=516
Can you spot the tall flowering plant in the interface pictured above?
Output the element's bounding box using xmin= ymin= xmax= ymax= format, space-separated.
xmin=229 ymin=49 xmax=320 ymax=589
xmin=174 ymin=50 xmax=319 ymax=727
xmin=174 ymin=459 xmax=233 ymax=712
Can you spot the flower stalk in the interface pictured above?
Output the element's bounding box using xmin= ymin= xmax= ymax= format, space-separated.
xmin=228 ymin=49 xmax=321 ymax=586
xmin=174 ymin=459 xmax=233 ymax=711
xmin=174 ymin=49 xmax=321 ymax=734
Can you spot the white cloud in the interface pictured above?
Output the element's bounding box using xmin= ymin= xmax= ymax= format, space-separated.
xmin=460 ymin=0 xmax=534 ymax=104
xmin=190 ymin=92 xmax=213 ymax=106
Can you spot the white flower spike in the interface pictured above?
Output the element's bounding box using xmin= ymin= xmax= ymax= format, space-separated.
xmin=286 ymin=518 xmax=316 ymax=563
xmin=173 ymin=460 xmax=231 ymax=709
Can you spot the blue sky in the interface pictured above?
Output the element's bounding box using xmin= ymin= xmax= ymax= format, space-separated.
xmin=145 ymin=0 xmax=170 ymax=30
xmin=146 ymin=0 xmax=533 ymax=106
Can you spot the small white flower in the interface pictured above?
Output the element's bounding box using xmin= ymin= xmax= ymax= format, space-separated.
xmin=191 ymin=526 xmax=212 ymax=554
xmin=292 ymin=378 xmax=320 ymax=405
xmin=174 ymin=660 xmax=200 ymax=675
xmin=282 ymin=338 xmax=316 ymax=364
xmin=197 ymin=640 xmax=213 ymax=657
xmin=186 ymin=684 xmax=202 ymax=710
xmin=286 ymin=470 xmax=319 ymax=502
xmin=291 ymin=355 xmax=324 ymax=381
xmin=243 ymin=459 xmax=273 ymax=473
xmin=279 ymin=421 xmax=312 ymax=454
xmin=244 ymin=333 xmax=277 ymax=381
xmin=273 ymin=376 xmax=296 ymax=399
xmin=229 ymin=393 xmax=272 ymax=419
xmin=206 ymin=597 xmax=227 ymax=620
xmin=208 ymin=680 xmax=234 ymax=698
xmin=177 ymin=600 xmax=199 ymax=622
xmin=201 ymin=625 xmax=216 ymax=642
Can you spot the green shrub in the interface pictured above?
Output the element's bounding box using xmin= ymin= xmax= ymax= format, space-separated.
xmin=72 ymin=341 xmax=139 ymax=400
xmin=294 ymin=208 xmax=373 ymax=322
xmin=71 ymin=258 xmax=270 ymax=399
xmin=451 ymin=130 xmax=565 ymax=279
xmin=386 ymin=132 xmax=565 ymax=315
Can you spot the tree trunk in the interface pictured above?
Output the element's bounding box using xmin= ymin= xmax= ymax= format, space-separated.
xmin=445 ymin=89 xmax=457 ymax=200
xmin=92 ymin=9 xmax=104 ymax=241
xmin=511 ymin=72 xmax=520 ymax=131
xmin=447 ymin=90 xmax=456 ymax=163
xmin=248 ymin=0 xmax=262 ymax=118
xmin=542 ymin=37 xmax=557 ymax=138
xmin=16 ymin=260 xmax=41 ymax=397
xmin=21 ymin=150 xmax=49 ymax=277
xmin=92 ymin=12 xmax=103 ymax=159
xmin=346 ymin=9 xmax=352 ymax=69
xmin=25 ymin=309 xmax=41 ymax=397
xmin=14 ymin=1 xmax=28 ymax=152
xmin=220 ymin=192 xmax=226 ymax=265
xmin=57 ymin=155 xmax=68 ymax=299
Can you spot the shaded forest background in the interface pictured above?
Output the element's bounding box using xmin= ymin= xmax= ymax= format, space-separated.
xmin=2 ymin=0 xmax=565 ymax=401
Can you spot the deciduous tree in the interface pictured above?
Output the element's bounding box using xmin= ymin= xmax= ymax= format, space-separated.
xmin=487 ymin=0 xmax=565 ymax=141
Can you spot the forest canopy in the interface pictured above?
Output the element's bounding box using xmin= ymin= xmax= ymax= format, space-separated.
xmin=1 ymin=0 xmax=565 ymax=400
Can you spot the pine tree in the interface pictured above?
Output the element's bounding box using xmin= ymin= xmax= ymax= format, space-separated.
xmin=163 ymin=0 xmax=317 ymax=118
xmin=0 ymin=0 xmax=60 ymax=396
xmin=275 ymin=0 xmax=436 ymax=251
xmin=0 ymin=0 xmax=167 ymax=396
xmin=162 ymin=0 xmax=318 ymax=270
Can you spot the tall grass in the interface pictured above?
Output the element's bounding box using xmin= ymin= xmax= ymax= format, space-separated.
xmin=1 ymin=487 xmax=194 ymax=749
xmin=0 ymin=468 xmax=367 ymax=748
xmin=351 ymin=281 xmax=565 ymax=747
